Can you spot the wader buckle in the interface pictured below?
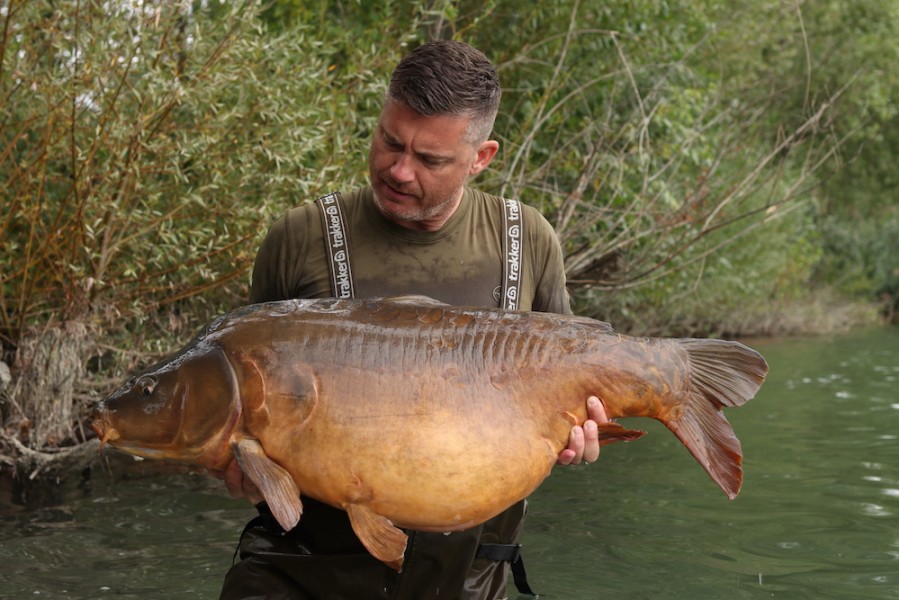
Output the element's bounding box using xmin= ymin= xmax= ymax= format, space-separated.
xmin=476 ymin=543 xmax=535 ymax=597
xmin=476 ymin=543 xmax=522 ymax=563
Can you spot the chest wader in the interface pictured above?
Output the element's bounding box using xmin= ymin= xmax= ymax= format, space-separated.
xmin=315 ymin=193 xmax=536 ymax=596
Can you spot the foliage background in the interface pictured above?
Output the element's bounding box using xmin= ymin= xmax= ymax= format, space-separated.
xmin=1 ymin=0 xmax=896 ymax=450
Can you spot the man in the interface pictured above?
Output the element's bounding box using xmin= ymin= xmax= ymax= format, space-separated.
xmin=217 ymin=40 xmax=608 ymax=600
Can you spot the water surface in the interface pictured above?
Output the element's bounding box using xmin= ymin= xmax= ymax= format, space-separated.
xmin=522 ymin=326 xmax=899 ymax=599
xmin=1 ymin=327 xmax=897 ymax=599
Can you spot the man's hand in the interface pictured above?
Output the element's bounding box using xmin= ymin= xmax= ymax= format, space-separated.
xmin=556 ymin=396 xmax=608 ymax=466
xmin=209 ymin=458 xmax=264 ymax=505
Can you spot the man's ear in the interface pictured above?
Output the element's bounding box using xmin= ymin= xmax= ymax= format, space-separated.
xmin=469 ymin=140 xmax=499 ymax=176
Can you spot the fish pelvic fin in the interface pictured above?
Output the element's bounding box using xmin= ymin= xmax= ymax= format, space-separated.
xmin=597 ymin=421 xmax=646 ymax=446
xmin=231 ymin=438 xmax=303 ymax=530
xmin=346 ymin=504 xmax=408 ymax=572
xmin=667 ymin=339 xmax=768 ymax=499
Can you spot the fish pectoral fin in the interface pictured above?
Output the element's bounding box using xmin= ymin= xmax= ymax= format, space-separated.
xmin=346 ymin=504 xmax=408 ymax=572
xmin=275 ymin=364 xmax=319 ymax=427
xmin=597 ymin=421 xmax=646 ymax=447
xmin=231 ymin=438 xmax=302 ymax=531
xmin=231 ymin=353 xmax=319 ymax=433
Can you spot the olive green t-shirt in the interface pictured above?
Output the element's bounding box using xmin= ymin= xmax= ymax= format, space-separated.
xmin=250 ymin=186 xmax=571 ymax=314
xmin=245 ymin=185 xmax=571 ymax=599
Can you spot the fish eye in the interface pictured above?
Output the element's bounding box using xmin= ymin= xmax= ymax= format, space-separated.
xmin=137 ymin=377 xmax=157 ymax=396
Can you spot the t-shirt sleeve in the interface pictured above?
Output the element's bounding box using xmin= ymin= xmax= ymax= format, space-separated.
xmin=249 ymin=215 xmax=289 ymax=303
xmin=527 ymin=209 xmax=573 ymax=315
xmin=249 ymin=205 xmax=316 ymax=304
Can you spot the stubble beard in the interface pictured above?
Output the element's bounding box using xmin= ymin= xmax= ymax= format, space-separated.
xmin=372 ymin=175 xmax=462 ymax=225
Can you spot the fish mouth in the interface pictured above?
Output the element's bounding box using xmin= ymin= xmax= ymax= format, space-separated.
xmin=89 ymin=415 xmax=205 ymax=461
xmin=90 ymin=417 xmax=120 ymax=449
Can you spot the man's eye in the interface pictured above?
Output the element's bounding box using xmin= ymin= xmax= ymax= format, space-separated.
xmin=422 ymin=157 xmax=447 ymax=168
xmin=381 ymin=133 xmax=402 ymax=150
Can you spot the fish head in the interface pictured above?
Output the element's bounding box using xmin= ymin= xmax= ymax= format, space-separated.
xmin=91 ymin=343 xmax=241 ymax=467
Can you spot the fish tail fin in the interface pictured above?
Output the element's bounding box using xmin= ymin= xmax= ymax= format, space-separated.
xmin=665 ymin=339 xmax=768 ymax=499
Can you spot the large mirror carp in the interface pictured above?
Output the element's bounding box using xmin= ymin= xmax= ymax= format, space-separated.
xmin=91 ymin=295 xmax=768 ymax=571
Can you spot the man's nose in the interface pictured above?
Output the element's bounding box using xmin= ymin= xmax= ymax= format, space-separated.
xmin=389 ymin=153 xmax=415 ymax=183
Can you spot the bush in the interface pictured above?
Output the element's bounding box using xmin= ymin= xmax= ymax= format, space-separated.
xmin=1 ymin=1 xmax=395 ymax=355
xmin=815 ymin=211 xmax=899 ymax=322
xmin=0 ymin=0 xmax=398 ymax=448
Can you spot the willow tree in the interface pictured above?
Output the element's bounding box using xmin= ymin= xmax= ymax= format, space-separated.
xmin=0 ymin=0 xmax=387 ymax=468
xmin=452 ymin=0 xmax=856 ymax=333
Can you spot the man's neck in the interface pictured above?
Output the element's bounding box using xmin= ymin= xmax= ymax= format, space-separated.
xmin=385 ymin=187 xmax=466 ymax=232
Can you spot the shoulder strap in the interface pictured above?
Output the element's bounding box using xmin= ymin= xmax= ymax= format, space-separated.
xmin=501 ymin=198 xmax=523 ymax=310
xmin=316 ymin=193 xmax=355 ymax=299
xmin=317 ymin=193 xmax=520 ymax=305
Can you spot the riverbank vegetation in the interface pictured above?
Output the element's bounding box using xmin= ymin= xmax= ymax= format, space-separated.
xmin=1 ymin=1 xmax=897 ymax=481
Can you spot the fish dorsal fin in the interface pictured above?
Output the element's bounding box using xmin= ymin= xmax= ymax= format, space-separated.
xmin=346 ymin=504 xmax=408 ymax=572
xmin=381 ymin=295 xmax=449 ymax=307
xmin=231 ymin=438 xmax=303 ymax=531
xmin=565 ymin=314 xmax=615 ymax=333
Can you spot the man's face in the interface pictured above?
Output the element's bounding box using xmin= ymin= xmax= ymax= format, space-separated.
xmin=369 ymin=101 xmax=497 ymax=231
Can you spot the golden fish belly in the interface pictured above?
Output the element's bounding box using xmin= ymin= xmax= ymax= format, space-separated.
xmin=251 ymin=369 xmax=574 ymax=530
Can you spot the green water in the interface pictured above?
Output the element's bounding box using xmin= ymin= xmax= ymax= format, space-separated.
xmin=522 ymin=327 xmax=899 ymax=599
xmin=1 ymin=327 xmax=897 ymax=599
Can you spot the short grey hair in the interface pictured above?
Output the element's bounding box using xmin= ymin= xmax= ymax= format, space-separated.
xmin=387 ymin=40 xmax=501 ymax=145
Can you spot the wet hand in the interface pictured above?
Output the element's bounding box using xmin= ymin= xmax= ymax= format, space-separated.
xmin=556 ymin=396 xmax=608 ymax=466
xmin=209 ymin=458 xmax=264 ymax=505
